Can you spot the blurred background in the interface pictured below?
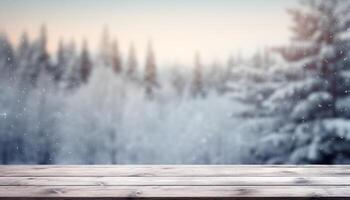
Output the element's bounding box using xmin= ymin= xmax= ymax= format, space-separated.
xmin=1 ymin=0 xmax=350 ymax=164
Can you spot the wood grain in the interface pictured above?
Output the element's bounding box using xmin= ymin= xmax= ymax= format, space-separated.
xmin=0 ymin=166 xmax=349 ymax=199
xmin=1 ymin=186 xmax=350 ymax=198
xmin=1 ymin=165 xmax=350 ymax=177
xmin=0 ymin=177 xmax=349 ymax=186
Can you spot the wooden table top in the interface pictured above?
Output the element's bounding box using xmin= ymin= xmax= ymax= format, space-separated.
xmin=0 ymin=165 xmax=350 ymax=199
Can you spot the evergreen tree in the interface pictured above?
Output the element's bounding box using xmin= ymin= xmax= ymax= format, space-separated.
xmin=126 ymin=43 xmax=138 ymax=79
xmin=99 ymin=26 xmax=111 ymax=66
xmin=28 ymin=25 xmax=51 ymax=86
xmin=170 ymin=64 xmax=186 ymax=97
xmin=111 ymin=39 xmax=122 ymax=74
xmin=144 ymin=42 xmax=158 ymax=99
xmin=0 ymin=32 xmax=16 ymax=81
xmin=80 ymin=40 xmax=93 ymax=83
xmin=191 ymin=52 xmax=205 ymax=97
xmin=252 ymin=0 xmax=350 ymax=164
xmin=220 ymin=56 xmax=236 ymax=93
xmin=53 ymin=40 xmax=66 ymax=82
xmin=17 ymin=32 xmax=30 ymax=61
xmin=208 ymin=60 xmax=227 ymax=94
xmin=62 ymin=41 xmax=80 ymax=90
xmin=16 ymin=31 xmax=34 ymax=89
xmin=251 ymin=48 xmax=274 ymax=69
xmin=17 ymin=32 xmax=31 ymax=72
xmin=39 ymin=25 xmax=50 ymax=68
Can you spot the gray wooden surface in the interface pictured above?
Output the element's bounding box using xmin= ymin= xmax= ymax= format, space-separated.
xmin=0 ymin=165 xmax=349 ymax=199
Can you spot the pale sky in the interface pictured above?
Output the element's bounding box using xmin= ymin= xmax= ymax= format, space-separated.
xmin=0 ymin=0 xmax=297 ymax=65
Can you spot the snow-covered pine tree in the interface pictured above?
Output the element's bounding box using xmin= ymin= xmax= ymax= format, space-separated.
xmin=99 ymin=26 xmax=111 ymax=67
xmin=144 ymin=42 xmax=158 ymax=99
xmin=0 ymin=32 xmax=16 ymax=81
xmin=251 ymin=49 xmax=264 ymax=69
xmin=209 ymin=60 xmax=230 ymax=94
xmin=52 ymin=40 xmax=68 ymax=83
xmin=16 ymin=32 xmax=33 ymax=86
xmin=80 ymin=40 xmax=93 ymax=83
xmin=61 ymin=41 xmax=81 ymax=90
xmin=126 ymin=43 xmax=138 ymax=80
xmin=17 ymin=32 xmax=30 ymax=60
xmin=250 ymin=48 xmax=274 ymax=70
xmin=27 ymin=25 xmax=51 ymax=87
xmin=170 ymin=64 xmax=187 ymax=97
xmin=251 ymin=0 xmax=350 ymax=164
xmin=111 ymin=39 xmax=122 ymax=74
xmin=191 ymin=52 xmax=205 ymax=98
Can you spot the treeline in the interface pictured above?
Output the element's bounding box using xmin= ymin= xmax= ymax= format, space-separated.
xmin=0 ymin=24 xmax=273 ymax=164
xmin=0 ymin=25 xmax=275 ymax=99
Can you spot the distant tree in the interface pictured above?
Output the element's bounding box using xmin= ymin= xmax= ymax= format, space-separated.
xmin=62 ymin=41 xmax=80 ymax=90
xmin=80 ymin=40 xmax=93 ymax=83
xmin=99 ymin=26 xmax=111 ymax=66
xmin=53 ymin=40 xmax=66 ymax=83
xmin=251 ymin=48 xmax=274 ymax=69
xmin=208 ymin=60 xmax=228 ymax=94
xmin=126 ymin=43 xmax=138 ymax=79
xmin=111 ymin=39 xmax=122 ymax=74
xmin=0 ymin=32 xmax=16 ymax=81
xmin=17 ymin=32 xmax=30 ymax=60
xmin=28 ymin=25 xmax=51 ymax=86
xmin=57 ymin=67 xmax=128 ymax=164
xmin=38 ymin=25 xmax=50 ymax=69
xmin=220 ymin=56 xmax=236 ymax=93
xmin=191 ymin=52 xmax=205 ymax=98
xmin=170 ymin=64 xmax=186 ymax=97
xmin=16 ymin=32 xmax=34 ymax=89
xmin=17 ymin=32 xmax=31 ymax=72
xmin=144 ymin=42 xmax=158 ymax=99
xmin=251 ymin=0 xmax=350 ymax=164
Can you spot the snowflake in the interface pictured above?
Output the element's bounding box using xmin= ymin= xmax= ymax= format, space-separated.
xmin=0 ymin=112 xmax=7 ymax=119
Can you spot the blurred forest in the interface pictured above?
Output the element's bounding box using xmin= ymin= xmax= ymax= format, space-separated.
xmin=1 ymin=0 xmax=350 ymax=164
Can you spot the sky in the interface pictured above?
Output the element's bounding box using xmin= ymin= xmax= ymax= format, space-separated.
xmin=0 ymin=0 xmax=297 ymax=65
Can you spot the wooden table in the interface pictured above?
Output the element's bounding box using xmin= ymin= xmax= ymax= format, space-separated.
xmin=0 ymin=165 xmax=350 ymax=199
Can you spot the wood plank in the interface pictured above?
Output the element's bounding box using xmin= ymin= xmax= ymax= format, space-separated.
xmin=0 ymin=177 xmax=350 ymax=186
xmin=1 ymin=166 xmax=350 ymax=177
xmin=0 ymin=186 xmax=350 ymax=198
xmin=1 ymin=166 xmax=349 ymax=199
